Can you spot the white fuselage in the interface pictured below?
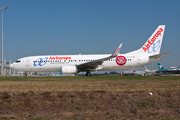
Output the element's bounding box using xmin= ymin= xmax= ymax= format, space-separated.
xmin=10 ymin=54 xmax=159 ymax=73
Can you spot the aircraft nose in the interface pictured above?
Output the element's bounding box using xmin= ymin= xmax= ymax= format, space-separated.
xmin=9 ymin=63 xmax=15 ymax=69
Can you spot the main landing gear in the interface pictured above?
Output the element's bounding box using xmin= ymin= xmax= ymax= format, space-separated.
xmin=23 ymin=72 xmax=27 ymax=77
xmin=86 ymin=71 xmax=91 ymax=76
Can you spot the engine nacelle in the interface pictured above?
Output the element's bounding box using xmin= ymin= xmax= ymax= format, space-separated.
xmin=61 ymin=66 xmax=78 ymax=74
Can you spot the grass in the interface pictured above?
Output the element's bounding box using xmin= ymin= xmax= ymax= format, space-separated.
xmin=142 ymin=101 xmax=149 ymax=107
xmin=0 ymin=76 xmax=179 ymax=119
xmin=0 ymin=76 xmax=180 ymax=81
xmin=0 ymin=76 xmax=179 ymax=92
xmin=77 ymin=106 xmax=81 ymax=110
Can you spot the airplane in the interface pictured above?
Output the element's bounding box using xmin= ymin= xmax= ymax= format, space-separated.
xmin=56 ymin=73 xmax=63 ymax=76
xmin=122 ymin=66 xmax=159 ymax=76
xmin=157 ymin=63 xmax=180 ymax=74
xmin=121 ymin=68 xmax=145 ymax=76
xmin=131 ymin=68 xmax=145 ymax=76
xmin=142 ymin=65 xmax=159 ymax=73
xmin=51 ymin=73 xmax=74 ymax=76
xmin=50 ymin=73 xmax=62 ymax=76
xmin=10 ymin=25 xmax=174 ymax=76
xmin=121 ymin=70 xmax=135 ymax=76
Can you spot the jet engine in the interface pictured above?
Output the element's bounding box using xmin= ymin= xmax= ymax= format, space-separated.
xmin=61 ymin=66 xmax=78 ymax=74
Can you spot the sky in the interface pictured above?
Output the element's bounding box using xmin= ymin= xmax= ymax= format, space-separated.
xmin=0 ymin=0 xmax=180 ymax=70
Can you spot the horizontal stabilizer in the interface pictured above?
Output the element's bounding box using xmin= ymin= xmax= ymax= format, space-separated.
xmin=149 ymin=51 xmax=175 ymax=58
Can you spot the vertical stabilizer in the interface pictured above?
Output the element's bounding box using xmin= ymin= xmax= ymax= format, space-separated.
xmin=142 ymin=25 xmax=165 ymax=55
xmin=157 ymin=63 xmax=166 ymax=70
xmin=130 ymin=68 xmax=136 ymax=73
xmin=126 ymin=25 xmax=165 ymax=56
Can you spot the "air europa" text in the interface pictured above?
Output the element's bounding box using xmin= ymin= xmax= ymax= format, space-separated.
xmin=142 ymin=28 xmax=163 ymax=52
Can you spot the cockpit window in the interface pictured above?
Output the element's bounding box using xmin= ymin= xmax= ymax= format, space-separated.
xmin=15 ymin=60 xmax=21 ymax=63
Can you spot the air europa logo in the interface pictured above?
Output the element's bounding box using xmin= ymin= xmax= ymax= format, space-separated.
xmin=49 ymin=56 xmax=71 ymax=60
xmin=148 ymin=40 xmax=161 ymax=54
xmin=33 ymin=56 xmax=72 ymax=66
xmin=34 ymin=57 xmax=48 ymax=66
xmin=116 ymin=56 xmax=126 ymax=66
xmin=142 ymin=28 xmax=163 ymax=52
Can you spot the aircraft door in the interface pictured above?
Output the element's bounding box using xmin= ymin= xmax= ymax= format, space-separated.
xmin=26 ymin=59 xmax=30 ymax=66
xmin=137 ymin=56 xmax=140 ymax=64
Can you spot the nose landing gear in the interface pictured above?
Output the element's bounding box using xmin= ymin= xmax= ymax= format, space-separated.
xmin=86 ymin=71 xmax=91 ymax=76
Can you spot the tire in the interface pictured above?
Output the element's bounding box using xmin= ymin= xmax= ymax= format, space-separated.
xmin=86 ymin=72 xmax=91 ymax=76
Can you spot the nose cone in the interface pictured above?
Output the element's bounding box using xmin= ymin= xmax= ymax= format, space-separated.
xmin=9 ymin=63 xmax=15 ymax=69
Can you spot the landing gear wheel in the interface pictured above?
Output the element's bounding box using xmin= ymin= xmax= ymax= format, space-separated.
xmin=86 ymin=72 xmax=91 ymax=76
xmin=23 ymin=72 xmax=27 ymax=77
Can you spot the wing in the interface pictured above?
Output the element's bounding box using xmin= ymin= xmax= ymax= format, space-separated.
xmin=77 ymin=43 xmax=122 ymax=71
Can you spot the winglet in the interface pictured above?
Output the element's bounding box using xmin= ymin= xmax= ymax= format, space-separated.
xmin=142 ymin=65 xmax=148 ymax=71
xmin=112 ymin=43 xmax=123 ymax=56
